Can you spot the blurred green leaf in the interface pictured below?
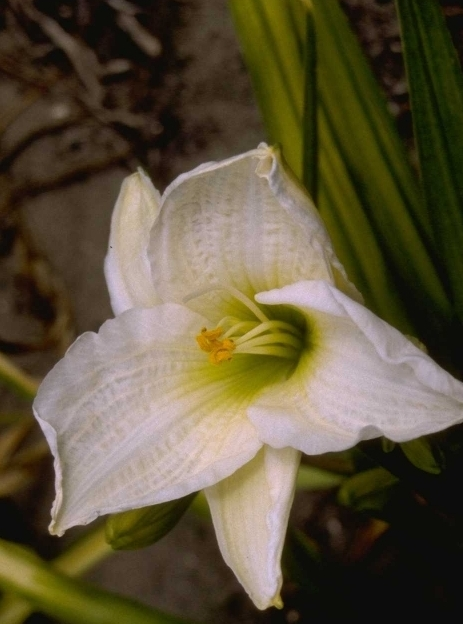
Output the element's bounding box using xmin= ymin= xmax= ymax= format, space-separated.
xmin=382 ymin=436 xmax=444 ymax=475
xmin=282 ymin=528 xmax=322 ymax=595
xmin=0 ymin=421 xmax=33 ymax=469
xmin=106 ymin=493 xmax=196 ymax=550
xmin=0 ymin=422 xmax=49 ymax=497
xmin=0 ymin=413 xmax=33 ymax=426
xmin=359 ymin=432 xmax=463 ymax=518
xmin=400 ymin=438 xmax=444 ymax=475
xmin=0 ymin=353 xmax=39 ymax=401
xmin=297 ymin=462 xmax=345 ymax=490
xmin=396 ymin=0 xmax=463 ymax=325
xmin=0 ymin=538 xmax=192 ymax=624
xmin=381 ymin=437 xmax=395 ymax=453
xmin=0 ymin=525 xmax=112 ymax=624
xmin=338 ymin=466 xmax=398 ymax=513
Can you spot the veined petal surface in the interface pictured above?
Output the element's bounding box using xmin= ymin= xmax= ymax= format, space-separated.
xmin=105 ymin=169 xmax=161 ymax=314
xmin=33 ymin=304 xmax=264 ymax=535
xmin=249 ymin=281 xmax=463 ymax=454
xmin=148 ymin=145 xmax=357 ymax=322
xmin=205 ymin=446 xmax=300 ymax=610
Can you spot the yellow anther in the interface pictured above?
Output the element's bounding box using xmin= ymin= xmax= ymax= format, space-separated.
xmin=196 ymin=328 xmax=235 ymax=364
xmin=196 ymin=327 xmax=224 ymax=352
xmin=209 ymin=341 xmax=235 ymax=365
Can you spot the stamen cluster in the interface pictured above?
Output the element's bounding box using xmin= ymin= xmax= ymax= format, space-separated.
xmin=195 ymin=290 xmax=303 ymax=365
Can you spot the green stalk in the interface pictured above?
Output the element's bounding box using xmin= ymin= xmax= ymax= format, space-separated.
xmin=0 ymin=354 xmax=39 ymax=401
xmin=296 ymin=463 xmax=345 ymax=490
xmin=0 ymin=533 xmax=190 ymax=624
xmin=0 ymin=526 xmax=112 ymax=623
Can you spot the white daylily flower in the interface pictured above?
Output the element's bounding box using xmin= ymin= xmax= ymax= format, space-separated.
xmin=33 ymin=144 xmax=463 ymax=610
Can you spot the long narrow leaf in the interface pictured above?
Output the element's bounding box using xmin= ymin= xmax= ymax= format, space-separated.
xmin=318 ymin=108 xmax=410 ymax=321
xmin=396 ymin=0 xmax=463 ymax=324
xmin=0 ymin=526 xmax=112 ymax=624
xmin=0 ymin=538 xmax=191 ymax=624
xmin=314 ymin=2 xmax=446 ymax=305
xmin=301 ymin=2 xmax=317 ymax=200
xmin=0 ymin=353 xmax=39 ymax=401
xmin=229 ymin=0 xmax=305 ymax=178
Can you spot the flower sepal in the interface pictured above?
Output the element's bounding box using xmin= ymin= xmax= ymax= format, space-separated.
xmin=105 ymin=493 xmax=197 ymax=550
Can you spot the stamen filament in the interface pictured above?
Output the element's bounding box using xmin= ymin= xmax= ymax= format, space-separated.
xmin=222 ymin=321 xmax=260 ymax=339
xmin=216 ymin=316 xmax=241 ymax=329
xmin=235 ymin=332 xmax=302 ymax=352
xmin=184 ymin=284 xmax=269 ymax=323
xmin=233 ymin=320 xmax=301 ymax=344
xmin=239 ymin=346 xmax=299 ymax=359
xmin=224 ymin=286 xmax=270 ymax=323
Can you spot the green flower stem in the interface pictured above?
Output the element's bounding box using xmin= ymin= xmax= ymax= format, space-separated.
xmin=0 ymin=526 xmax=112 ymax=624
xmin=0 ymin=529 xmax=190 ymax=624
xmin=53 ymin=524 xmax=112 ymax=575
xmin=0 ymin=353 xmax=39 ymax=401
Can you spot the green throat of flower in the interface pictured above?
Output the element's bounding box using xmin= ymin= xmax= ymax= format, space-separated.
xmin=195 ymin=288 xmax=305 ymax=366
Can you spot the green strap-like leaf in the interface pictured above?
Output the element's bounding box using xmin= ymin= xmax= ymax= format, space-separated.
xmin=0 ymin=353 xmax=39 ymax=401
xmin=0 ymin=538 xmax=192 ymax=624
xmin=0 ymin=525 xmax=113 ymax=624
xmin=396 ymin=0 xmax=463 ymax=323
xmin=229 ymin=0 xmax=305 ymax=179
xmin=313 ymin=1 xmax=456 ymax=360
xmin=337 ymin=466 xmax=399 ymax=512
xmin=301 ymin=2 xmax=318 ymax=200
xmin=399 ymin=438 xmax=443 ymax=475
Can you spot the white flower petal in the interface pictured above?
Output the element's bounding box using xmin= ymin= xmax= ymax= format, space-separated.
xmin=33 ymin=304 xmax=262 ymax=535
xmin=249 ymin=280 xmax=463 ymax=454
xmin=148 ymin=145 xmax=358 ymax=322
xmin=205 ymin=445 xmax=300 ymax=610
xmin=104 ymin=170 xmax=161 ymax=314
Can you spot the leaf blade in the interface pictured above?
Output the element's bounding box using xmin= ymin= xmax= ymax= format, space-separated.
xmin=396 ymin=0 xmax=463 ymax=322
